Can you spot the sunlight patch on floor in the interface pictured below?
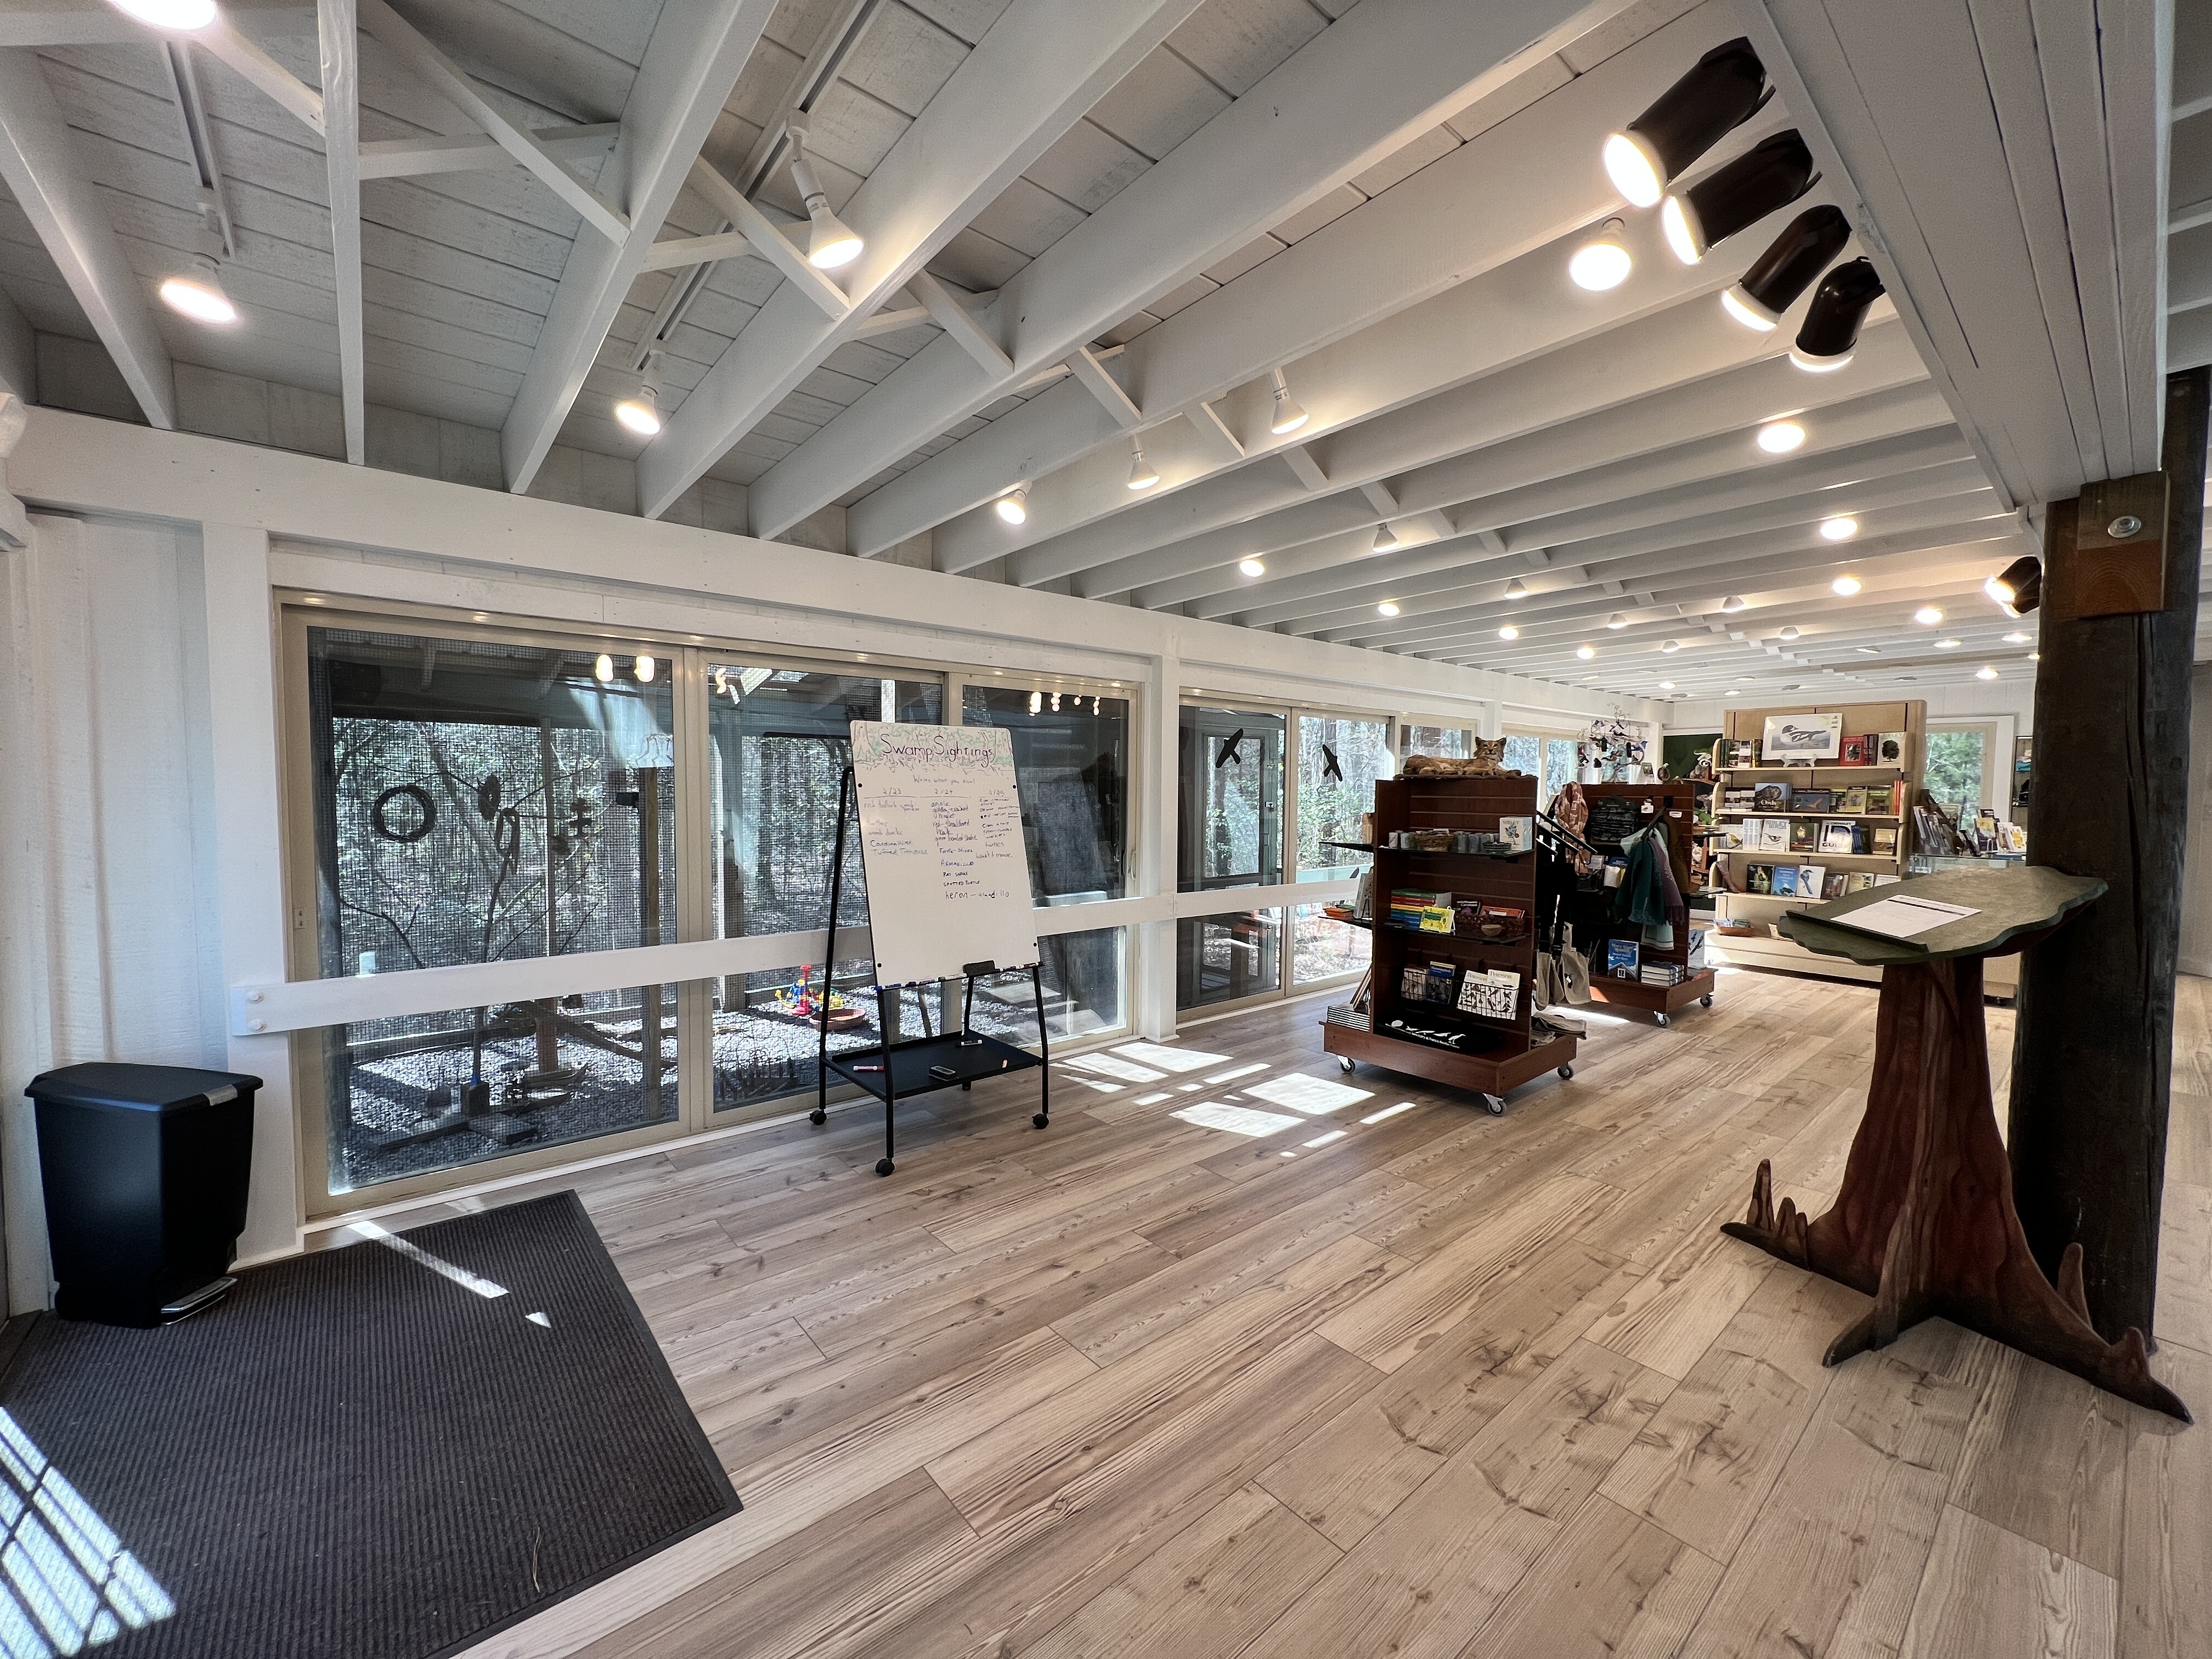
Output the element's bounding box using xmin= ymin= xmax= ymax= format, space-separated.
xmin=1170 ymin=1102 xmax=1304 ymax=1137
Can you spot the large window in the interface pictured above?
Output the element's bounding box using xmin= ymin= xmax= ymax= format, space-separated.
xmin=1503 ymin=730 xmax=1579 ymax=804
xmin=1177 ymin=703 xmax=1285 ymax=1011
xmin=1925 ymin=724 xmax=1995 ymax=820
xmin=1401 ymin=723 xmax=1472 ymax=760
xmin=1291 ymin=713 xmax=1387 ymax=986
xmin=303 ymin=628 xmax=681 ymax=1195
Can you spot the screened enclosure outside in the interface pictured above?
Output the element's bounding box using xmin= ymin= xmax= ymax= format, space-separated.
xmin=1178 ymin=909 xmax=1284 ymax=1010
xmin=1292 ymin=901 xmax=1368 ymax=985
xmin=1504 ymin=732 xmax=1579 ymax=802
xmin=304 ymin=627 xmax=681 ymax=1194
xmin=704 ymin=664 xmax=943 ymax=1110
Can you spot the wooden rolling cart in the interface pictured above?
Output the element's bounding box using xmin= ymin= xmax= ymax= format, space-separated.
xmin=1574 ymin=780 xmax=1718 ymax=1026
xmin=1701 ymin=699 xmax=1929 ymax=990
xmin=1317 ymin=772 xmax=1577 ymax=1115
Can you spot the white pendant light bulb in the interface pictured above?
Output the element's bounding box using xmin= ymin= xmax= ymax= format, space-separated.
xmin=1660 ymin=639 xmax=1680 ymax=653
xmin=787 ymin=124 xmax=862 ymax=270
xmin=614 ymin=349 xmax=665 ymax=436
xmin=1602 ymin=132 xmax=1665 ymax=208
xmin=1126 ymin=443 xmax=1159 ymax=490
xmin=1568 ymin=218 xmax=1633 ymax=291
xmin=1371 ymin=523 xmax=1399 ymax=554
xmin=110 ymin=0 xmax=218 ymax=29
xmin=1238 ymin=557 xmax=1266 ymax=578
xmin=1606 ymin=613 xmax=1629 ymax=629
xmin=1831 ymin=573 xmax=1862 ymax=595
xmin=1268 ymin=366 xmax=1308 ymax=435
xmin=1719 ymin=595 xmax=1746 ymax=613
xmin=158 ymin=252 xmax=236 ymax=325
xmin=1503 ymin=577 xmax=1527 ymax=599
xmin=1778 ymin=625 xmax=1801 ymax=641
xmin=1820 ymin=515 xmax=1858 ymax=541
xmin=995 ymin=487 xmax=1027 ymax=525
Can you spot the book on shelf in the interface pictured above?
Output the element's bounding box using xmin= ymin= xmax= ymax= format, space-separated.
xmin=1798 ymin=864 xmax=1825 ymax=898
xmin=1770 ymin=865 xmax=1799 ymax=898
xmin=1639 ymin=963 xmax=1683 ymax=986
xmin=1871 ymin=825 xmax=1898 ymax=855
xmin=1602 ymin=938 xmax=1640 ymax=978
xmin=1839 ymin=734 xmax=1871 ymax=765
xmin=1822 ymin=872 xmax=1849 ymax=899
xmin=1722 ymin=788 xmax=1757 ymax=812
xmin=1877 ymin=731 xmax=1909 ymax=765
xmin=1788 ymin=819 xmax=1817 ymax=853
xmin=1758 ymin=819 xmax=1790 ymax=851
xmin=1837 ymin=787 xmax=1869 ymax=814
xmin=1752 ymin=780 xmax=1792 ymax=811
xmin=1424 ymin=960 xmax=1459 ymax=1005
xmin=1389 ymin=888 xmax=1455 ymax=933
xmin=1400 ymin=964 xmax=1429 ymax=1001
xmin=1846 ymin=871 xmax=1881 ymax=893
xmin=1685 ymin=927 xmax=1709 ymax=969
xmin=1456 ymin=966 xmax=1521 ymax=1020
xmin=1820 ymin=819 xmax=1859 ymax=854
xmin=1795 ymin=787 xmax=1835 ymax=812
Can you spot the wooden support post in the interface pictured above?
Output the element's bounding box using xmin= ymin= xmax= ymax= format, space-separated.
xmin=2009 ymin=366 xmax=2210 ymax=1343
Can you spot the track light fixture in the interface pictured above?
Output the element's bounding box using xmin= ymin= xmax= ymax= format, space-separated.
xmin=614 ymin=349 xmax=665 ymax=436
xmin=1503 ymin=577 xmax=1528 ymax=599
xmin=1568 ymin=218 xmax=1633 ymax=291
xmin=787 ymin=122 xmax=862 ymax=270
xmin=1126 ymin=442 xmax=1159 ymax=491
xmin=1792 ymin=257 xmax=1884 ymax=372
xmin=1660 ymin=132 xmax=1816 ymax=266
xmin=158 ymin=253 xmax=236 ymax=325
xmin=1778 ymin=625 xmax=1801 ymax=640
xmin=1831 ymin=573 xmax=1862 ymax=595
xmin=1984 ymin=555 xmax=2041 ymax=615
xmin=1660 ymin=639 xmax=1680 ymax=653
xmin=1601 ymin=37 xmax=1770 ymax=208
xmin=1372 ymin=523 xmax=1399 ymax=554
xmin=1238 ymin=557 xmax=1266 ymax=578
xmin=1268 ymin=366 xmax=1308 ymax=435
xmin=1606 ymin=613 xmax=1629 ymax=629
xmin=1718 ymin=595 xmax=1747 ymax=612
xmin=1722 ymin=204 xmax=1850 ymax=330
xmin=995 ymin=487 xmax=1028 ymax=525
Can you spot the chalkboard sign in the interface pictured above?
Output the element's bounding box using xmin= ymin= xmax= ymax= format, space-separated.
xmin=849 ymin=721 xmax=1040 ymax=986
xmin=1585 ymin=794 xmax=1644 ymax=849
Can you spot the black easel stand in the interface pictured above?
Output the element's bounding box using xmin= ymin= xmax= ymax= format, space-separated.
xmin=810 ymin=765 xmax=1051 ymax=1176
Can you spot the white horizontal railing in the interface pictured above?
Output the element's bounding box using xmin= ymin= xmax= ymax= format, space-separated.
xmin=228 ymin=879 xmax=1358 ymax=1035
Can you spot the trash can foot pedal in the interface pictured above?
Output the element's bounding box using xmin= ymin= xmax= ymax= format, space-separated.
xmin=160 ymin=1277 xmax=235 ymax=1323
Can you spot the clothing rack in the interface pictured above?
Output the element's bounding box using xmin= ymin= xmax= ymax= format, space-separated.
xmin=1570 ymin=781 xmax=1716 ymax=1027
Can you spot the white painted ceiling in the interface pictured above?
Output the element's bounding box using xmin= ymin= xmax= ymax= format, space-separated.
xmin=0 ymin=0 xmax=2194 ymax=707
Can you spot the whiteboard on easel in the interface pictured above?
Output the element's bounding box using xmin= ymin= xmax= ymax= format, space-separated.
xmin=848 ymin=721 xmax=1040 ymax=986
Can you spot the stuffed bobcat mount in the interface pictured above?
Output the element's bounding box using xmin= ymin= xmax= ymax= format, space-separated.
xmin=1401 ymin=737 xmax=1519 ymax=777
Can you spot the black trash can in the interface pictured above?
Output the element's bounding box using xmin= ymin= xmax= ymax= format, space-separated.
xmin=26 ymin=1063 xmax=260 ymax=1327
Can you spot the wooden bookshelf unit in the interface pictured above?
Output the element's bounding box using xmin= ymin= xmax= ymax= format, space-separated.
xmin=1318 ymin=773 xmax=1576 ymax=1113
xmin=1575 ymin=780 xmax=1718 ymax=1025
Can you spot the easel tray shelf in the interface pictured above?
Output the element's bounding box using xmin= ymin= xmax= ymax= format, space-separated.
xmin=825 ymin=1031 xmax=1041 ymax=1103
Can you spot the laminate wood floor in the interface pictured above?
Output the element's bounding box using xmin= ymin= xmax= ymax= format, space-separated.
xmin=446 ymin=966 xmax=2210 ymax=1659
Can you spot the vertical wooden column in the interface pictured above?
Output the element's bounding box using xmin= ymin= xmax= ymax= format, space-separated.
xmin=2010 ymin=366 xmax=2210 ymax=1342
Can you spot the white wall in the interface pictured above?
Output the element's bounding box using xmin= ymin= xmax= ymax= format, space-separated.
xmin=0 ymin=515 xmax=231 ymax=1312
xmin=0 ymin=404 xmax=1664 ymax=1299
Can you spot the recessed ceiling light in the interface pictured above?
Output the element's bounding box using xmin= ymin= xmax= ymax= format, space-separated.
xmin=1577 ymin=644 xmax=1596 ymax=659
xmin=1606 ymin=612 xmax=1628 ymax=629
xmin=1756 ymin=420 xmax=1806 ymax=454
xmin=1658 ymin=680 xmax=1674 ymax=690
xmin=1719 ymin=595 xmax=1746 ymax=613
xmin=1568 ymin=218 xmax=1633 ymax=291
xmin=1660 ymin=639 xmax=1680 ymax=652
xmin=1856 ymin=646 xmax=1880 ymax=655
xmin=1820 ymin=516 xmax=1858 ymax=541
xmin=1778 ymin=625 xmax=1800 ymax=640
xmin=1976 ymin=665 xmax=1998 ymax=680
xmin=111 ymin=0 xmax=218 ymax=29
xmin=2002 ymin=630 xmax=2029 ymax=644
xmin=1832 ymin=573 xmax=1862 ymax=595
xmin=1498 ymin=624 xmax=1520 ymax=640
xmin=1377 ymin=600 xmax=1400 ymax=617
xmin=1725 ymin=688 xmax=1740 ymax=696
xmin=1914 ymin=605 xmax=1943 ymax=625
xmin=996 ymin=487 xmax=1028 ymax=525
xmin=1238 ymin=557 xmax=1266 ymax=578
xmin=1935 ymin=637 xmax=1961 ymax=649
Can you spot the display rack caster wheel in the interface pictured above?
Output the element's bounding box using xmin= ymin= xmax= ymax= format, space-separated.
xmin=1483 ymin=1094 xmax=1505 ymax=1116
xmin=809 ymin=1108 xmax=826 ymax=1126
xmin=1557 ymin=1064 xmax=1573 ymax=1081
xmin=1032 ymin=1113 xmax=1050 ymax=1130
xmin=875 ymin=1157 xmax=894 ymax=1177
xmin=961 ymin=1081 xmax=970 ymax=1091
xmin=1701 ymin=994 xmax=1713 ymax=1007
xmin=1339 ymin=1056 xmax=1356 ymax=1074
xmin=1655 ymin=1012 xmax=1671 ymax=1028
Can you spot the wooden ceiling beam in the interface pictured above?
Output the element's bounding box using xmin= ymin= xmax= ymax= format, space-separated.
xmin=635 ymin=0 xmax=1206 ymax=524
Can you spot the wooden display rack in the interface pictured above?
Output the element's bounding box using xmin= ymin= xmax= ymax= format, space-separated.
xmin=1575 ymin=781 xmax=1717 ymax=1025
xmin=1318 ymin=773 xmax=1576 ymax=1114
xmin=1702 ymin=699 xmax=1928 ymax=990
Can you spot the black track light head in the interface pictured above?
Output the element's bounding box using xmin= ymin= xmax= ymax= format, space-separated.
xmin=1985 ymin=556 xmax=2041 ymax=615
xmin=1602 ymin=37 xmax=1770 ymax=208
xmin=1661 ymin=132 xmax=1818 ymax=265
xmin=1721 ymin=204 xmax=1852 ymax=331
xmin=1791 ymin=256 xmax=1886 ymax=371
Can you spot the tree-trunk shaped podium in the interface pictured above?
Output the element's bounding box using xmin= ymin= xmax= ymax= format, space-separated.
xmin=1724 ymin=864 xmax=2190 ymax=1420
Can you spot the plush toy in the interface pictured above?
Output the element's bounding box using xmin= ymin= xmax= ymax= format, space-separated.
xmin=1401 ymin=736 xmax=1514 ymax=777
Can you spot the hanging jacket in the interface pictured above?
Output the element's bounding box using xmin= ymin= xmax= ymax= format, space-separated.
xmin=1610 ymin=826 xmax=1667 ymax=928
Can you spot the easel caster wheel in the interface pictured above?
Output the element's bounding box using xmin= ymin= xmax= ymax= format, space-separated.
xmin=961 ymin=1081 xmax=971 ymax=1091
xmin=809 ymin=1109 xmax=827 ymax=1126
xmin=1484 ymin=1094 xmax=1506 ymax=1116
xmin=1701 ymin=994 xmax=1713 ymax=1007
xmin=1339 ymin=1057 xmax=1356 ymax=1074
xmin=1655 ymin=1013 xmax=1671 ymax=1028
xmin=1032 ymin=1113 xmax=1050 ymax=1130
xmin=1557 ymin=1064 xmax=1573 ymax=1080
xmin=875 ymin=1158 xmax=895 ymax=1176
